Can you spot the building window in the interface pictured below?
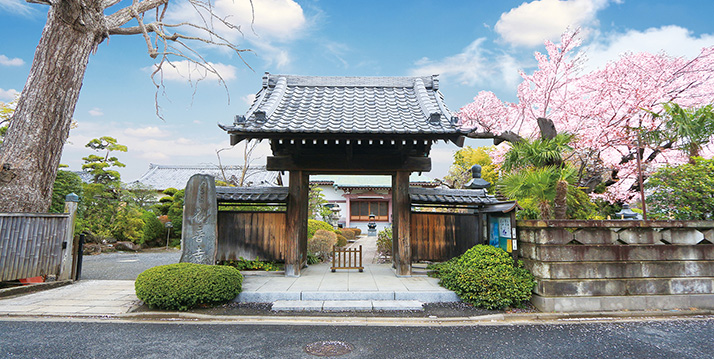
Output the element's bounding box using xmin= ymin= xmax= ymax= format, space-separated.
xmin=350 ymin=201 xmax=388 ymax=221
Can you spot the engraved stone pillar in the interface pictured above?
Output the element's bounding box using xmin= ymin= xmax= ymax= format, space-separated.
xmin=180 ymin=174 xmax=218 ymax=265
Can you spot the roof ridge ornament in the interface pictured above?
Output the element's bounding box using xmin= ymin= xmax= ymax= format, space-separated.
xmin=414 ymin=78 xmax=440 ymax=123
xmin=259 ymin=76 xmax=288 ymax=120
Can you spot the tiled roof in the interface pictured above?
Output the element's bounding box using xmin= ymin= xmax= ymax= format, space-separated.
xmin=130 ymin=164 xmax=280 ymax=190
xmin=216 ymin=186 xmax=289 ymax=203
xmin=409 ymin=187 xmax=500 ymax=205
xmin=310 ymin=174 xmax=438 ymax=188
xmin=220 ymin=73 xmax=462 ymax=137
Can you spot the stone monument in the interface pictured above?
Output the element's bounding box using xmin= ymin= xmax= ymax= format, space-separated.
xmin=180 ymin=174 xmax=218 ymax=265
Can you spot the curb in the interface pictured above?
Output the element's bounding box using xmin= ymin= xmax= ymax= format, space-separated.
xmin=2 ymin=309 xmax=712 ymax=326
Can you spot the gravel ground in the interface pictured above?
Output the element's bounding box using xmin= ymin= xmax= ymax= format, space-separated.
xmin=80 ymin=249 xmax=181 ymax=280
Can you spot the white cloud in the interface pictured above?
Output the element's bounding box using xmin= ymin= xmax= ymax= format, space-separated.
xmin=495 ymin=0 xmax=613 ymax=47
xmin=166 ymin=0 xmax=307 ymax=68
xmin=0 ymin=0 xmax=34 ymax=16
xmin=0 ymin=54 xmax=24 ymax=66
xmin=88 ymin=108 xmax=104 ymax=117
xmin=0 ymin=88 xmax=20 ymax=101
xmin=124 ymin=126 xmax=171 ymax=138
xmin=241 ymin=93 xmax=256 ymax=107
xmin=151 ymin=60 xmax=237 ymax=83
xmin=408 ymin=38 xmax=522 ymax=89
xmin=585 ymin=25 xmax=714 ymax=70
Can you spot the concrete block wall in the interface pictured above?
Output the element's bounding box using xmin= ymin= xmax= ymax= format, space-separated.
xmin=518 ymin=220 xmax=714 ymax=312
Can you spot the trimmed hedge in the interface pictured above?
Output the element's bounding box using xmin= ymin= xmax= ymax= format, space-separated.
xmin=339 ymin=228 xmax=356 ymax=240
xmin=336 ymin=234 xmax=348 ymax=247
xmin=430 ymin=245 xmax=535 ymax=310
xmin=308 ymin=219 xmax=334 ymax=238
xmin=135 ymin=263 xmax=243 ymax=311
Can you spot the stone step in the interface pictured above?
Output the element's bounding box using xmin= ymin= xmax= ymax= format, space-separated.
xmin=271 ymin=300 xmax=424 ymax=312
xmin=236 ymin=290 xmax=460 ymax=303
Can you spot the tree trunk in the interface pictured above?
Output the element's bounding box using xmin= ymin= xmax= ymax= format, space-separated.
xmin=553 ymin=179 xmax=568 ymax=219
xmin=0 ymin=1 xmax=105 ymax=212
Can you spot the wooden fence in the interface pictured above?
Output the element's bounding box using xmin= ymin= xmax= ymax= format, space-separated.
xmin=331 ymin=245 xmax=363 ymax=272
xmin=0 ymin=213 xmax=70 ymax=281
xmin=216 ymin=211 xmax=287 ymax=262
xmin=409 ymin=212 xmax=480 ymax=262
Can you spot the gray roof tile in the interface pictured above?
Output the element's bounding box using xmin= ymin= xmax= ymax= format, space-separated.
xmin=221 ymin=74 xmax=461 ymax=136
xmin=131 ymin=164 xmax=280 ymax=190
xmin=409 ymin=187 xmax=500 ymax=205
xmin=216 ymin=186 xmax=289 ymax=203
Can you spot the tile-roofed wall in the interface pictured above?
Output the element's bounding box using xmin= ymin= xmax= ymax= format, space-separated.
xmin=131 ymin=164 xmax=280 ymax=190
xmin=222 ymin=73 xmax=461 ymax=137
xmin=309 ymin=174 xmax=438 ymax=188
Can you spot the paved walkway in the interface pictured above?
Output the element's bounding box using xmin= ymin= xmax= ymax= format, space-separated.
xmin=0 ymin=280 xmax=138 ymax=316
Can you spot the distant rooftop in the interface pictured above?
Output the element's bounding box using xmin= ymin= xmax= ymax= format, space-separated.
xmin=131 ymin=164 xmax=280 ymax=190
xmin=220 ymin=73 xmax=464 ymax=143
xmin=310 ymin=174 xmax=438 ymax=189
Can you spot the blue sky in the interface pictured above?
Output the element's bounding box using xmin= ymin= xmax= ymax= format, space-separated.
xmin=1 ymin=0 xmax=714 ymax=182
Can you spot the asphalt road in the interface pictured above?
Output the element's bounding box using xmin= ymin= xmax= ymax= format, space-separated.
xmin=0 ymin=319 xmax=711 ymax=358
xmin=80 ymin=250 xmax=181 ymax=280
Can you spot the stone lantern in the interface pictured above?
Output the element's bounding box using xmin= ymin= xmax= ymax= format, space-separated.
xmin=367 ymin=213 xmax=377 ymax=236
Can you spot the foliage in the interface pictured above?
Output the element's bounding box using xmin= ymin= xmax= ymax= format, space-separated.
xmin=0 ymin=97 xmax=16 ymax=145
xmin=153 ymin=188 xmax=184 ymax=242
xmin=339 ymin=228 xmax=356 ymax=240
xmin=459 ymin=28 xmax=714 ymax=202
xmin=82 ymin=136 xmax=127 ymax=185
xmin=376 ymin=226 xmax=393 ymax=259
xmin=49 ymin=170 xmax=83 ymax=214
xmin=220 ymin=257 xmax=282 ymax=271
xmin=430 ymin=245 xmax=536 ymax=310
xmin=646 ymin=158 xmax=714 ymax=220
xmin=308 ymin=184 xmax=328 ymax=220
xmin=444 ymin=146 xmax=498 ymax=189
xmin=125 ymin=182 xmax=157 ymax=210
xmin=307 ymin=252 xmax=321 ymax=265
xmin=350 ymin=227 xmax=362 ymax=236
xmin=111 ymin=206 xmax=145 ymax=243
xmin=141 ymin=211 xmax=166 ymax=247
xmin=308 ymin=229 xmax=337 ymax=262
xmin=135 ymin=263 xmax=242 ymax=311
xmin=502 ymin=133 xmax=574 ymax=171
xmin=644 ymin=103 xmax=714 ymax=163
xmin=336 ymin=234 xmax=348 ymax=247
xmin=308 ymin=219 xmax=335 ymax=239
xmin=500 ymin=165 xmax=577 ymax=219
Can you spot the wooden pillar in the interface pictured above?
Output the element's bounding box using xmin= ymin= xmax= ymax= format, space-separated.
xmin=286 ymin=170 xmax=309 ymax=277
xmin=58 ymin=193 xmax=79 ymax=281
xmin=392 ymin=171 xmax=411 ymax=276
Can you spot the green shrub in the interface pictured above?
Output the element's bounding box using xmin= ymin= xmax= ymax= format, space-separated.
xmin=135 ymin=263 xmax=242 ymax=311
xmin=308 ymin=219 xmax=334 ymax=238
xmin=307 ymin=252 xmax=320 ymax=265
xmin=376 ymin=226 xmax=392 ymax=259
xmin=431 ymin=245 xmax=535 ymax=310
xmin=308 ymin=229 xmax=337 ymax=262
xmin=140 ymin=211 xmax=165 ymax=246
xmin=336 ymin=234 xmax=348 ymax=247
xmin=220 ymin=257 xmax=282 ymax=271
xmin=339 ymin=228 xmax=356 ymax=240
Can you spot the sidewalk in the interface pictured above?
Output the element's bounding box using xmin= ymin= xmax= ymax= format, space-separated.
xmin=0 ymin=280 xmax=139 ymax=316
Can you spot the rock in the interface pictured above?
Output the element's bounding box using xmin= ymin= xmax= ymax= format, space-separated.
xmin=83 ymin=243 xmax=102 ymax=255
xmin=114 ymin=241 xmax=141 ymax=252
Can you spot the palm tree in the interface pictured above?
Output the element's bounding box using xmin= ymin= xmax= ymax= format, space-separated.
xmin=645 ymin=103 xmax=714 ymax=164
xmin=500 ymin=166 xmax=576 ymax=219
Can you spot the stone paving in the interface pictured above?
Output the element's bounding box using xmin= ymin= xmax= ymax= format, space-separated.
xmin=0 ymin=280 xmax=137 ymax=316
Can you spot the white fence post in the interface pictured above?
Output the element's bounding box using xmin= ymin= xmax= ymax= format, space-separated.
xmin=58 ymin=193 xmax=79 ymax=281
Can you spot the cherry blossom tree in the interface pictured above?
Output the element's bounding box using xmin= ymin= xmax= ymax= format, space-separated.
xmin=0 ymin=0 xmax=251 ymax=212
xmin=459 ymin=29 xmax=714 ymax=202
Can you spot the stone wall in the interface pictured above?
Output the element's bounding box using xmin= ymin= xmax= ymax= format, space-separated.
xmin=518 ymin=220 xmax=714 ymax=312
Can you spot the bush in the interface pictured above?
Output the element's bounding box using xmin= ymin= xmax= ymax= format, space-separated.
xmin=140 ymin=211 xmax=165 ymax=247
xmin=220 ymin=257 xmax=281 ymax=271
xmin=308 ymin=229 xmax=337 ymax=262
xmin=307 ymin=252 xmax=321 ymax=265
xmin=336 ymin=234 xmax=348 ymax=247
xmin=308 ymin=219 xmax=334 ymax=238
xmin=350 ymin=227 xmax=362 ymax=236
xmin=135 ymin=263 xmax=242 ymax=311
xmin=376 ymin=226 xmax=392 ymax=259
xmin=339 ymin=228 xmax=356 ymax=240
xmin=431 ymin=245 xmax=535 ymax=310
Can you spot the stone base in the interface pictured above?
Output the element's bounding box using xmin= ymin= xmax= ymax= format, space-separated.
xmin=532 ymin=294 xmax=714 ymax=312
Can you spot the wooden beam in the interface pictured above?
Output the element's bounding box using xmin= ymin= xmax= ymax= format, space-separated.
xmin=267 ymin=155 xmax=431 ymax=172
xmin=285 ymin=170 xmax=308 ymax=277
xmin=392 ymin=171 xmax=412 ymax=276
